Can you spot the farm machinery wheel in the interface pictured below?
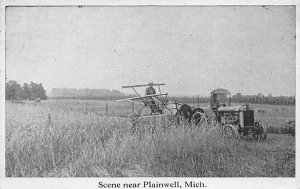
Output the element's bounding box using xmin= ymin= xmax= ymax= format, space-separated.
xmin=222 ymin=124 xmax=240 ymax=139
xmin=252 ymin=121 xmax=267 ymax=141
xmin=191 ymin=112 xmax=208 ymax=128
xmin=175 ymin=104 xmax=193 ymax=125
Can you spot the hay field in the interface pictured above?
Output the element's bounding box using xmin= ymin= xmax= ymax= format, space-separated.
xmin=5 ymin=100 xmax=295 ymax=177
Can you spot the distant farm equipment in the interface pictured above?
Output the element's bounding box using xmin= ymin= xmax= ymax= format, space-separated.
xmin=34 ymin=98 xmax=41 ymax=105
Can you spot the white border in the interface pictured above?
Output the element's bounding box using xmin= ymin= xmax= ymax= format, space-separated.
xmin=0 ymin=1 xmax=299 ymax=189
xmin=0 ymin=0 xmax=297 ymax=6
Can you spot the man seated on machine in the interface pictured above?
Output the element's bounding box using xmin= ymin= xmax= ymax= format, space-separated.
xmin=145 ymin=82 xmax=161 ymax=114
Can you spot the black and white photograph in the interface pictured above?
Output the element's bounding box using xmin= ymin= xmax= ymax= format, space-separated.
xmin=0 ymin=1 xmax=298 ymax=188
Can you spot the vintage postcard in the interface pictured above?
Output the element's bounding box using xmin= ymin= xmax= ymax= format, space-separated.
xmin=0 ymin=0 xmax=298 ymax=189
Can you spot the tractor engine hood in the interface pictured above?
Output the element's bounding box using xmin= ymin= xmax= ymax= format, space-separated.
xmin=217 ymin=104 xmax=253 ymax=112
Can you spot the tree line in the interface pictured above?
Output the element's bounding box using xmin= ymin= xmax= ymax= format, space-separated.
xmin=49 ymin=88 xmax=126 ymax=100
xmin=5 ymin=80 xmax=47 ymax=100
xmin=231 ymin=95 xmax=295 ymax=105
xmin=170 ymin=94 xmax=295 ymax=106
xmin=5 ymin=81 xmax=295 ymax=105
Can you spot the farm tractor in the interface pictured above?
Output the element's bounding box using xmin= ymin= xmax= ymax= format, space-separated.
xmin=210 ymin=88 xmax=267 ymax=140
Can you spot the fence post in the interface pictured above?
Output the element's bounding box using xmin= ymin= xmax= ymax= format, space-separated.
xmin=198 ymin=95 xmax=200 ymax=107
xmin=106 ymin=103 xmax=108 ymax=116
xmin=48 ymin=113 xmax=51 ymax=125
xmin=132 ymin=102 xmax=134 ymax=113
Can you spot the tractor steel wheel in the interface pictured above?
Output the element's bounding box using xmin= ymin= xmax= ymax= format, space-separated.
xmin=176 ymin=114 xmax=189 ymax=125
xmin=252 ymin=121 xmax=267 ymax=141
xmin=175 ymin=104 xmax=192 ymax=125
xmin=191 ymin=112 xmax=208 ymax=128
xmin=222 ymin=124 xmax=240 ymax=139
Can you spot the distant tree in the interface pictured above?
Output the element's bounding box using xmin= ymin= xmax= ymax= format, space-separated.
xmin=5 ymin=80 xmax=47 ymax=100
xmin=27 ymin=81 xmax=47 ymax=100
xmin=29 ymin=82 xmax=39 ymax=99
xmin=22 ymin=83 xmax=31 ymax=99
xmin=38 ymin=83 xmax=47 ymax=99
xmin=5 ymin=80 xmax=23 ymax=100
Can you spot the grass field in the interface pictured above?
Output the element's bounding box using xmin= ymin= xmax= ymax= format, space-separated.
xmin=5 ymin=99 xmax=295 ymax=177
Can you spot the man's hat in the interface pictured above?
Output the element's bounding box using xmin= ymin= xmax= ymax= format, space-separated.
xmin=148 ymin=81 xmax=154 ymax=86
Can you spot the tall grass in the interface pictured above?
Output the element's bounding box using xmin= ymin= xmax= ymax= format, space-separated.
xmin=5 ymin=102 xmax=295 ymax=177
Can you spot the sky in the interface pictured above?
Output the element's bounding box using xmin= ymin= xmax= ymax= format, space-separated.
xmin=6 ymin=6 xmax=295 ymax=96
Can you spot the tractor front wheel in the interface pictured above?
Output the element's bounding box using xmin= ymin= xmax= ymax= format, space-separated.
xmin=252 ymin=121 xmax=267 ymax=141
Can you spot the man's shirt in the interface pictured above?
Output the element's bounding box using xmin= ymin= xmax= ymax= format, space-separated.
xmin=145 ymin=87 xmax=156 ymax=96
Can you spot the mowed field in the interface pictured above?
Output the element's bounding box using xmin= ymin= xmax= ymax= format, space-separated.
xmin=5 ymin=99 xmax=295 ymax=177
